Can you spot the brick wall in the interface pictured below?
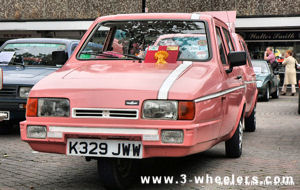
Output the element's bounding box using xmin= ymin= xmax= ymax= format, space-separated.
xmin=0 ymin=0 xmax=142 ymax=20
xmin=0 ymin=0 xmax=299 ymax=20
xmin=146 ymin=0 xmax=300 ymax=16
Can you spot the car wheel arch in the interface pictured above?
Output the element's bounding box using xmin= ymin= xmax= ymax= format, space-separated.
xmin=226 ymin=99 xmax=246 ymax=140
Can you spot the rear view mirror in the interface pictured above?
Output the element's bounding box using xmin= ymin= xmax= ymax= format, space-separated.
xmin=52 ymin=51 xmax=68 ymax=66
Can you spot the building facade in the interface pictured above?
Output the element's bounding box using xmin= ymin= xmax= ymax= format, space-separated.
xmin=0 ymin=0 xmax=299 ymax=20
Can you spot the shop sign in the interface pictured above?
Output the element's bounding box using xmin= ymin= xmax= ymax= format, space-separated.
xmin=0 ymin=32 xmax=41 ymax=39
xmin=243 ymin=31 xmax=300 ymax=41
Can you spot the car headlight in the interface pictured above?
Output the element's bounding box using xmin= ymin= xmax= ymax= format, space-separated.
xmin=142 ymin=100 xmax=195 ymax=120
xmin=143 ymin=100 xmax=178 ymax=120
xmin=37 ymin=98 xmax=70 ymax=117
xmin=256 ymin=81 xmax=263 ymax=87
xmin=19 ymin=87 xmax=32 ymax=98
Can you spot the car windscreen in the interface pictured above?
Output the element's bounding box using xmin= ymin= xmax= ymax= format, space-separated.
xmin=0 ymin=43 xmax=67 ymax=67
xmin=252 ymin=61 xmax=270 ymax=74
xmin=77 ymin=20 xmax=209 ymax=61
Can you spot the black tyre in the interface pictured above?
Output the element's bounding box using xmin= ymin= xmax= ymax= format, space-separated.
xmin=0 ymin=121 xmax=11 ymax=134
xmin=262 ymin=84 xmax=270 ymax=101
xmin=271 ymin=85 xmax=279 ymax=99
xmin=97 ymin=158 xmax=139 ymax=190
xmin=225 ymin=116 xmax=243 ymax=158
xmin=245 ymin=105 xmax=256 ymax=132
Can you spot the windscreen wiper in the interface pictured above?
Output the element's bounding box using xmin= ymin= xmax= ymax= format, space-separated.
xmin=122 ymin=54 xmax=143 ymax=61
xmin=80 ymin=51 xmax=120 ymax=58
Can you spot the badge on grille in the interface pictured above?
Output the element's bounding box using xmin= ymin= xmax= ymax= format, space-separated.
xmin=125 ymin=100 xmax=139 ymax=106
xmin=102 ymin=110 xmax=110 ymax=117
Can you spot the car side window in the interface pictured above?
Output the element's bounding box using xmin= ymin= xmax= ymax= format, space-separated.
xmin=222 ymin=28 xmax=235 ymax=52
xmin=216 ymin=27 xmax=227 ymax=65
xmin=240 ymin=40 xmax=252 ymax=67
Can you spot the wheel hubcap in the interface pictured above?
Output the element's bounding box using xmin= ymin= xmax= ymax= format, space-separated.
xmin=239 ymin=120 xmax=243 ymax=149
xmin=267 ymin=88 xmax=270 ymax=99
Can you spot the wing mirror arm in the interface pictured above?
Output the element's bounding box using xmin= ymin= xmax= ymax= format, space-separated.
xmin=226 ymin=67 xmax=233 ymax=74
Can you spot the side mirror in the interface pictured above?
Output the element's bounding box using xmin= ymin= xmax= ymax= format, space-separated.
xmin=226 ymin=51 xmax=247 ymax=73
xmin=228 ymin=51 xmax=247 ymax=67
xmin=52 ymin=51 xmax=68 ymax=66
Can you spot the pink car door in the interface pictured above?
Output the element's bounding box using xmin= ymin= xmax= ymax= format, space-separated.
xmin=215 ymin=24 xmax=244 ymax=136
xmin=239 ymin=38 xmax=257 ymax=113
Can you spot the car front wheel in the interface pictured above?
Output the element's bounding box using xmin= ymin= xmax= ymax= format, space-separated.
xmin=262 ymin=84 xmax=270 ymax=101
xmin=272 ymin=85 xmax=279 ymax=99
xmin=97 ymin=158 xmax=139 ymax=190
xmin=0 ymin=121 xmax=11 ymax=134
xmin=225 ymin=116 xmax=243 ymax=158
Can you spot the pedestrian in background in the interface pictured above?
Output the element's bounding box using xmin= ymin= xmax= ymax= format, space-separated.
xmin=264 ymin=47 xmax=278 ymax=70
xmin=281 ymin=50 xmax=298 ymax=96
xmin=264 ymin=47 xmax=275 ymax=64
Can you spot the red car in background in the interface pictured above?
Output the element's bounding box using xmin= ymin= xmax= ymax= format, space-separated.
xmin=201 ymin=11 xmax=258 ymax=132
xmin=231 ymin=33 xmax=258 ymax=132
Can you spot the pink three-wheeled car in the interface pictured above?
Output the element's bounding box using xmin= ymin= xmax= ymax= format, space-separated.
xmin=20 ymin=12 xmax=257 ymax=189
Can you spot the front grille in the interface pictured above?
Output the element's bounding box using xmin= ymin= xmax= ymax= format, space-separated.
xmin=72 ymin=108 xmax=139 ymax=119
xmin=0 ymin=85 xmax=17 ymax=97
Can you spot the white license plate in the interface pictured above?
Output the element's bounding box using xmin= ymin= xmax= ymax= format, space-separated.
xmin=0 ymin=111 xmax=9 ymax=120
xmin=67 ymin=138 xmax=143 ymax=159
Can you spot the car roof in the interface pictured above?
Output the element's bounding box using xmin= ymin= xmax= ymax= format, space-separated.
xmin=95 ymin=13 xmax=215 ymax=23
xmin=3 ymin=38 xmax=79 ymax=44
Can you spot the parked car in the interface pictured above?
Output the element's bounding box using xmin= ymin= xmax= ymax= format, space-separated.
xmin=0 ymin=68 xmax=4 ymax=121
xmin=231 ymin=33 xmax=257 ymax=132
xmin=0 ymin=38 xmax=79 ymax=132
xmin=21 ymin=13 xmax=251 ymax=189
xmin=252 ymin=60 xmax=280 ymax=101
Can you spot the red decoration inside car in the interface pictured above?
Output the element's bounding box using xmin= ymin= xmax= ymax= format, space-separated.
xmin=144 ymin=46 xmax=179 ymax=63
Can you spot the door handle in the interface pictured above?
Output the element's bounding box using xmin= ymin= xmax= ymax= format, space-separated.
xmin=221 ymin=96 xmax=226 ymax=100
xmin=236 ymin=75 xmax=242 ymax=80
xmin=251 ymin=74 xmax=256 ymax=76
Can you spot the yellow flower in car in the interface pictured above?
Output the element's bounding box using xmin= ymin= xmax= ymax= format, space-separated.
xmin=155 ymin=51 xmax=169 ymax=64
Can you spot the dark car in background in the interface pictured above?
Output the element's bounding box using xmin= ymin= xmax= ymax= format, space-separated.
xmin=252 ymin=60 xmax=280 ymax=101
xmin=0 ymin=38 xmax=79 ymax=132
